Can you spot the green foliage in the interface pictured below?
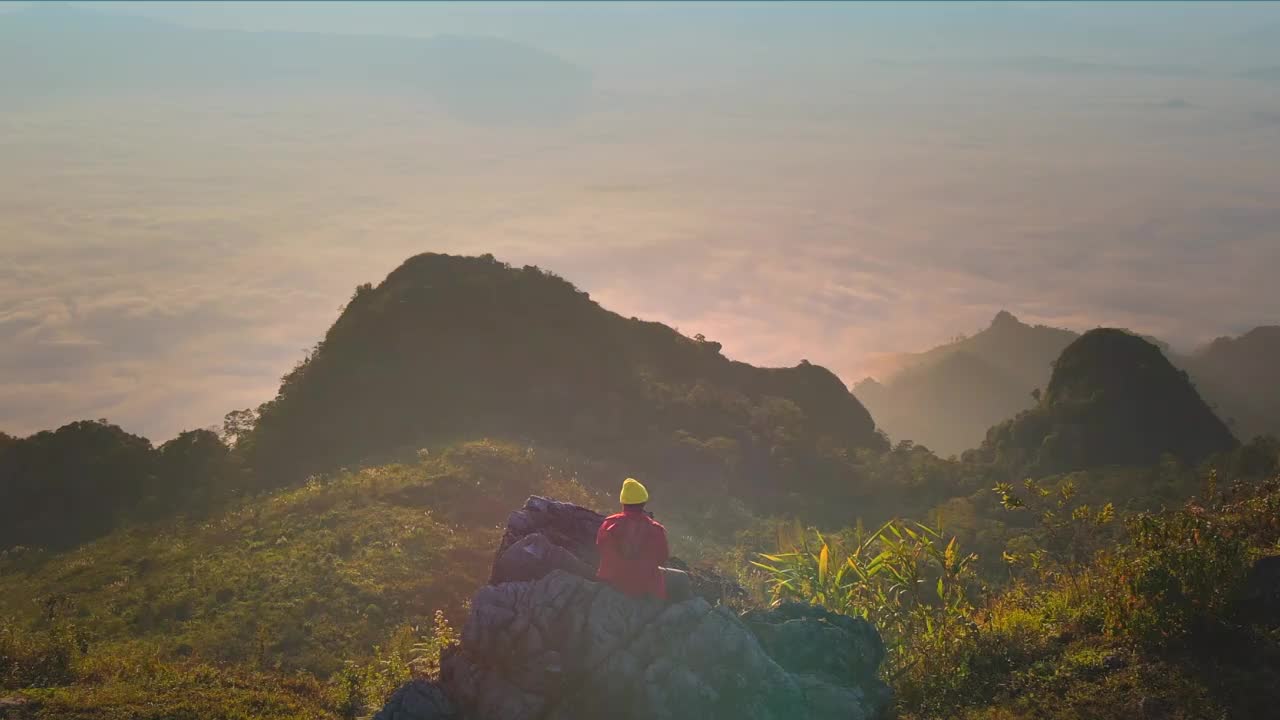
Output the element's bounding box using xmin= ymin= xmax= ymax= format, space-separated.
xmin=0 ymin=439 xmax=623 ymax=718
xmin=0 ymin=420 xmax=158 ymax=550
xmin=409 ymin=610 xmax=457 ymax=677
xmin=240 ymin=253 xmax=887 ymax=512
xmin=1 ymin=613 xmax=340 ymax=719
xmin=1 ymin=616 xmax=82 ymax=689
xmin=972 ymin=329 xmax=1237 ymax=476
xmin=0 ymin=421 xmax=242 ymax=551
xmin=1 ymin=300 xmax=1276 ymax=720
xmin=1091 ymin=473 xmax=1280 ymax=648
xmin=751 ymin=455 xmax=1280 ymax=720
xmin=0 ymin=440 xmax=588 ymax=678
xmin=328 ymin=614 xmax=457 ymax=720
xmin=993 ymin=478 xmax=1117 ymax=581
xmin=753 ymin=519 xmax=978 ymax=677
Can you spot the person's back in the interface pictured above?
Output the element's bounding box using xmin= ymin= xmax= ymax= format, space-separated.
xmin=596 ymin=478 xmax=668 ymax=600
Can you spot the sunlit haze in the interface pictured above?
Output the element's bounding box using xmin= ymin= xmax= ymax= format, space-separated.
xmin=3 ymin=1 xmax=1279 ymax=440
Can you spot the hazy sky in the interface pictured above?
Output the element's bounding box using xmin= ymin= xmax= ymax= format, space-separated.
xmin=2 ymin=2 xmax=1279 ymax=440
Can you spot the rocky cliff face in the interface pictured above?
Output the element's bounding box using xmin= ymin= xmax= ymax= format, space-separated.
xmin=374 ymin=496 xmax=891 ymax=720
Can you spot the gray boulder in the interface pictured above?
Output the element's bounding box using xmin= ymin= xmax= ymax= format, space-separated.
xmin=490 ymin=532 xmax=597 ymax=586
xmin=491 ymin=496 xmax=606 ymax=581
xmin=442 ymin=570 xmax=889 ymax=720
xmin=372 ymin=678 xmax=457 ymax=720
xmin=375 ymin=497 xmax=891 ymax=720
xmin=743 ymin=602 xmax=890 ymax=707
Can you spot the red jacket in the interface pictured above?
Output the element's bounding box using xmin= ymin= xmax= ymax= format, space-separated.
xmin=596 ymin=507 xmax=669 ymax=599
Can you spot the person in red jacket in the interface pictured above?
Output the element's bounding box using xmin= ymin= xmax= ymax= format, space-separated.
xmin=596 ymin=477 xmax=669 ymax=600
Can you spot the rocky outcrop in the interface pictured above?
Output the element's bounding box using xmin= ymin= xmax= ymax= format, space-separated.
xmin=490 ymin=496 xmax=745 ymax=605
xmin=491 ymin=496 xmax=607 ymax=582
xmin=375 ymin=680 xmax=458 ymax=720
xmin=375 ymin=496 xmax=890 ymax=720
xmin=742 ymin=601 xmax=887 ymax=686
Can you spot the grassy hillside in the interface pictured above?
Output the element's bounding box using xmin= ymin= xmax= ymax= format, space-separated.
xmin=0 ymin=435 xmax=782 ymax=719
xmin=0 ymin=441 xmax=616 ymax=676
xmin=0 ymin=440 xmax=630 ymax=718
xmin=2 ymin=437 xmax=1277 ymax=719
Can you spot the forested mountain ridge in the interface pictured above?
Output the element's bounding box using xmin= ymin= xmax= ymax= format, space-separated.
xmin=1 ymin=253 xmax=1278 ymax=720
xmin=1181 ymin=326 xmax=1280 ymax=441
xmin=241 ymin=253 xmax=887 ymax=508
xmin=855 ymin=312 xmax=1279 ymax=454
xmin=3 ymin=255 xmax=1271 ymax=557
xmin=854 ymin=311 xmax=1079 ymax=455
xmin=969 ymin=328 xmax=1238 ymax=475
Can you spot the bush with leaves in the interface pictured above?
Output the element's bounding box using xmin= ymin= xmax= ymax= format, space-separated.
xmin=752 ymin=518 xmax=978 ymax=678
xmin=1094 ymin=472 xmax=1280 ymax=648
xmin=329 ymin=611 xmax=457 ymax=719
xmin=993 ymin=478 xmax=1116 ymax=583
xmin=0 ymin=616 xmax=83 ymax=689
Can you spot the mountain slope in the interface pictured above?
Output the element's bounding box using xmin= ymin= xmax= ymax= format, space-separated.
xmin=1181 ymin=326 xmax=1280 ymax=441
xmin=854 ymin=311 xmax=1079 ymax=454
xmin=971 ymin=328 xmax=1237 ymax=475
xmin=0 ymin=441 xmax=591 ymax=677
xmin=242 ymin=253 xmax=886 ymax=505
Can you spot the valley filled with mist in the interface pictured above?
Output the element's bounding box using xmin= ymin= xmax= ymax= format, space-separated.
xmin=3 ymin=3 xmax=1280 ymax=720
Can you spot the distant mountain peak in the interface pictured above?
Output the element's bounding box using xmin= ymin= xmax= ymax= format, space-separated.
xmin=244 ymin=252 xmax=887 ymax=491
xmin=989 ymin=310 xmax=1021 ymax=329
xmin=973 ymin=328 xmax=1236 ymax=474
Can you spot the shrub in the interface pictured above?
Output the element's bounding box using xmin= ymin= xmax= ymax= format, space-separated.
xmin=0 ymin=616 xmax=85 ymax=689
xmin=328 ymin=611 xmax=457 ymax=719
xmin=1097 ymin=473 xmax=1280 ymax=648
xmin=752 ymin=519 xmax=978 ymax=677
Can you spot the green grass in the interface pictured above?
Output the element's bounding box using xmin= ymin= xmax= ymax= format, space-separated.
xmin=5 ymin=436 xmax=1278 ymax=720
xmin=0 ymin=440 xmax=615 ymax=718
xmin=1 ymin=454 xmax=503 ymax=676
xmin=756 ymin=469 xmax=1280 ymax=720
xmin=8 ymin=657 xmax=339 ymax=720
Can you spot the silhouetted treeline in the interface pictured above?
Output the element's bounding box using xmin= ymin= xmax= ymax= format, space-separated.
xmin=4 ymin=254 xmax=1276 ymax=552
xmin=0 ymin=420 xmax=241 ymax=550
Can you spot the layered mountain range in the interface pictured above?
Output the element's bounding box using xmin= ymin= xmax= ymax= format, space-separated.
xmin=855 ymin=311 xmax=1277 ymax=455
